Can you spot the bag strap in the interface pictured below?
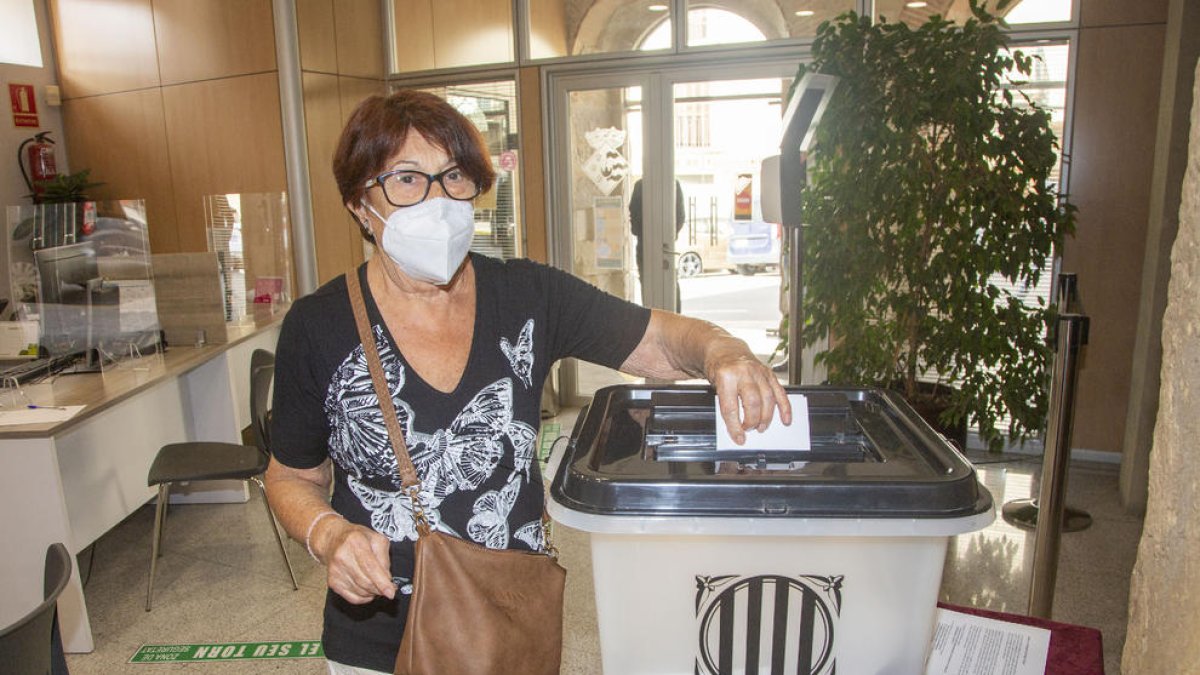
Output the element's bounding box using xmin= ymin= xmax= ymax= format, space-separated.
xmin=346 ymin=268 xmax=420 ymax=490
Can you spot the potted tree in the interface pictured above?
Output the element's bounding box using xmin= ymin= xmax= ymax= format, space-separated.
xmin=797 ymin=1 xmax=1076 ymax=450
xmin=30 ymin=168 xmax=103 ymax=205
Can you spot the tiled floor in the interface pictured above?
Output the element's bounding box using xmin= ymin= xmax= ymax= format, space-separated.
xmin=63 ymin=411 xmax=1138 ymax=674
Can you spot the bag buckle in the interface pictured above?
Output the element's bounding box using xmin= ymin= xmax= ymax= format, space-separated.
xmin=542 ymin=516 xmax=559 ymax=559
xmin=406 ymin=485 xmax=431 ymax=532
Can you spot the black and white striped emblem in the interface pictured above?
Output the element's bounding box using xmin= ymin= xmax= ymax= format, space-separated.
xmin=695 ymin=574 xmax=842 ymax=675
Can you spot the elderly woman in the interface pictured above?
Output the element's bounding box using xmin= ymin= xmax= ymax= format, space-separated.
xmin=264 ymin=90 xmax=790 ymax=675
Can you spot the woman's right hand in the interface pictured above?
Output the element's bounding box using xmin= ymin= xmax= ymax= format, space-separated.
xmin=311 ymin=517 xmax=397 ymax=604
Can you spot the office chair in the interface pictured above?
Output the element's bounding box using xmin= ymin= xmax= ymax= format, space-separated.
xmin=0 ymin=542 xmax=72 ymax=675
xmin=145 ymin=349 xmax=298 ymax=611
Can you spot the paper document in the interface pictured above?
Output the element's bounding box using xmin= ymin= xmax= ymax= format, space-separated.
xmin=924 ymin=607 xmax=1051 ymax=675
xmin=0 ymin=405 xmax=86 ymax=426
xmin=114 ymin=280 xmax=159 ymax=333
xmin=715 ymin=393 xmax=810 ymax=451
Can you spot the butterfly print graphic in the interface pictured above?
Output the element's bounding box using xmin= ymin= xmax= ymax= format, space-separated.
xmin=500 ymin=319 xmax=535 ymax=388
xmin=328 ymin=321 xmax=537 ymax=547
xmin=407 ymin=379 xmax=517 ymax=501
xmin=346 ymin=379 xmax=522 ymax=540
xmin=326 ymin=325 xmax=414 ymax=484
xmin=347 ymin=473 xmax=446 ymax=542
xmin=467 ymin=479 xmax=522 ymax=549
xmin=513 ymin=520 xmax=545 ymax=551
xmin=506 ymin=420 xmax=537 ymax=483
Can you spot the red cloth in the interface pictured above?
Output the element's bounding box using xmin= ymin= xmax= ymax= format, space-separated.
xmin=937 ymin=602 xmax=1105 ymax=675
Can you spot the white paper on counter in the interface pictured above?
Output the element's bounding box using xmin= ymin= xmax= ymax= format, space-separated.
xmin=715 ymin=393 xmax=810 ymax=451
xmin=924 ymin=607 xmax=1051 ymax=675
xmin=0 ymin=405 xmax=86 ymax=426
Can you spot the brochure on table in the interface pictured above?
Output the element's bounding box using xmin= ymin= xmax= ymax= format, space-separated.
xmin=924 ymin=607 xmax=1051 ymax=675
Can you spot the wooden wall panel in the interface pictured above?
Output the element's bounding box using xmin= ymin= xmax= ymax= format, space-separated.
xmin=338 ymin=76 xmax=386 ymax=124
xmin=1080 ymin=0 xmax=1168 ymax=28
xmin=61 ymin=90 xmax=179 ymax=254
xmin=303 ymin=73 xmax=358 ymax=284
xmin=153 ymin=0 xmax=276 ymax=85
xmin=334 ymin=0 xmax=385 ymax=78
xmin=1062 ymin=23 xmax=1166 ymax=453
xmin=161 ymin=73 xmax=287 ymax=252
xmin=337 ymin=77 xmax=385 ymax=269
xmin=529 ymin=0 xmax=569 ymax=60
xmin=431 ymin=0 xmax=514 ymax=68
xmin=393 ymin=0 xmax=436 ymax=73
xmin=50 ymin=0 xmax=159 ymax=99
xmin=297 ymin=0 xmax=338 ymax=74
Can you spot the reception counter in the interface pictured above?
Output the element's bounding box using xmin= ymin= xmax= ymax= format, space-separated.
xmin=0 ymin=309 xmax=285 ymax=653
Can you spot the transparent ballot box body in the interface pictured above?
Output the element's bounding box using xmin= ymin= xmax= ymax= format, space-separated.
xmin=548 ymin=385 xmax=994 ymax=675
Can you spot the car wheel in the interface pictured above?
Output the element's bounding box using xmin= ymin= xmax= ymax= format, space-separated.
xmin=677 ymin=252 xmax=702 ymax=278
xmin=736 ymin=264 xmax=758 ymax=276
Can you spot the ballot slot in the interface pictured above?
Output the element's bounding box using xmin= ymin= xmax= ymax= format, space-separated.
xmin=643 ymin=390 xmax=875 ymax=465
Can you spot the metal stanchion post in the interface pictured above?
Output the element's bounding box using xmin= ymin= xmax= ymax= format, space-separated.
xmin=1025 ymin=312 xmax=1088 ymax=618
xmin=1002 ymin=273 xmax=1093 ymax=533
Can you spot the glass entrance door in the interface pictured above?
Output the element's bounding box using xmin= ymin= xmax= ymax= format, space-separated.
xmin=547 ymin=74 xmax=649 ymax=404
xmin=548 ymin=64 xmax=797 ymax=404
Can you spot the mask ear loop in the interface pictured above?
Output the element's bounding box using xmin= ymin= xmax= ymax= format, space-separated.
xmin=349 ymin=201 xmax=376 ymax=245
xmin=361 ymin=201 xmax=414 ymax=290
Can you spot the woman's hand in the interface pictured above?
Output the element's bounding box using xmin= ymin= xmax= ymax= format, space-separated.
xmin=703 ymin=335 xmax=792 ymax=445
xmin=263 ymin=458 xmax=397 ymax=603
xmin=311 ymin=516 xmax=397 ymax=604
xmin=620 ymin=310 xmax=792 ymax=444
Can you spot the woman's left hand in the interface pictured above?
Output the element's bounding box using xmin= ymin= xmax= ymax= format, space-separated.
xmin=703 ymin=335 xmax=792 ymax=445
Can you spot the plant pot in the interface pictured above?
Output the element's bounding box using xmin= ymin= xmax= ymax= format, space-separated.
xmin=894 ymin=381 xmax=969 ymax=451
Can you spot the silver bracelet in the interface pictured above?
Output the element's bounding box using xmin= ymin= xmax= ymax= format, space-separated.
xmin=304 ymin=510 xmax=341 ymax=564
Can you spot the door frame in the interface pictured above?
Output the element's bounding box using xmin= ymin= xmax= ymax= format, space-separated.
xmin=545 ymin=59 xmax=802 ymax=406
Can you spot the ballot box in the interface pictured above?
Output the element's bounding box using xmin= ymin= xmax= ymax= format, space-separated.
xmin=548 ymin=385 xmax=994 ymax=675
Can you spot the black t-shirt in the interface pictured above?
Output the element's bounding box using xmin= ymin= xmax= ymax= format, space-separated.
xmin=271 ymin=254 xmax=651 ymax=671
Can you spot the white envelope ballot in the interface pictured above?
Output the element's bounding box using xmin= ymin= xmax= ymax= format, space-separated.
xmin=715 ymin=393 xmax=811 ymax=451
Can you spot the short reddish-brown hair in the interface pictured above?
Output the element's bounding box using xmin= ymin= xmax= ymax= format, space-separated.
xmin=333 ymin=90 xmax=496 ymax=217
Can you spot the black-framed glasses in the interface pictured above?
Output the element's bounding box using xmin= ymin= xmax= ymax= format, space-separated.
xmin=364 ymin=166 xmax=480 ymax=208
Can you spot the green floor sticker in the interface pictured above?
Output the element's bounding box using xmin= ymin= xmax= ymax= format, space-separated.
xmin=130 ymin=640 xmax=323 ymax=663
xmin=539 ymin=422 xmax=561 ymax=463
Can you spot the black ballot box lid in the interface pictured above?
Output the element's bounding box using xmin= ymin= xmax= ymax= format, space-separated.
xmin=550 ymin=385 xmax=993 ymax=520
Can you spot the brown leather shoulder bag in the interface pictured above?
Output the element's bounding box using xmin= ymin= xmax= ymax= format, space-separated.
xmin=347 ymin=269 xmax=566 ymax=675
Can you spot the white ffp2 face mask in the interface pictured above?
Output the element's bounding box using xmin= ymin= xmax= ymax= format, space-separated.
xmin=365 ymin=198 xmax=475 ymax=285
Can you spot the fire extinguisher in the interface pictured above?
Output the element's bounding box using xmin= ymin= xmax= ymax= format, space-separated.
xmin=18 ymin=131 xmax=58 ymax=203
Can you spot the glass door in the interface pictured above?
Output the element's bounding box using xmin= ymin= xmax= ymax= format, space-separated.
xmin=549 ymin=63 xmax=798 ymax=404
xmin=547 ymin=73 xmax=652 ymax=404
